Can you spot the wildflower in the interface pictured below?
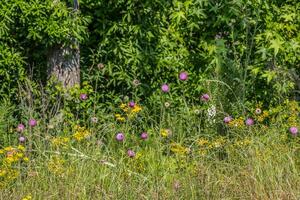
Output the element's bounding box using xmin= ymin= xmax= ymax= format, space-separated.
xmin=245 ymin=118 xmax=254 ymax=126
xmin=19 ymin=136 xmax=26 ymax=143
xmin=160 ymin=129 xmax=172 ymax=138
xmin=132 ymin=79 xmax=141 ymax=87
xmin=48 ymin=124 xmax=55 ymax=129
xmin=200 ymin=94 xmax=210 ymax=102
xmin=116 ymin=133 xmax=124 ymax=141
xmin=72 ymin=126 xmax=90 ymax=141
xmin=194 ymin=109 xmax=200 ymax=115
xmin=255 ymin=108 xmax=262 ymax=115
xmin=23 ymin=157 xmax=29 ymax=162
xmin=91 ymin=117 xmax=98 ymax=123
xmin=173 ymin=180 xmax=181 ymax=191
xmin=131 ymin=104 xmax=142 ymax=113
xmin=207 ymin=105 xmax=216 ymax=118
xmin=140 ymin=132 xmax=148 ymax=140
xmin=127 ymin=150 xmax=135 ymax=158
xmin=161 ymin=84 xmax=170 ymax=93
xmin=115 ymin=114 xmax=126 ymax=122
xmin=97 ymin=63 xmax=104 ymax=70
xmin=170 ymin=143 xmax=189 ymax=154
xmin=197 ymin=138 xmax=209 ymax=146
xmin=22 ymin=195 xmax=32 ymax=200
xmin=223 ymin=116 xmax=232 ymax=124
xmin=17 ymin=145 xmax=25 ymax=151
xmin=289 ymin=126 xmax=298 ymax=136
xmin=17 ymin=124 xmax=25 ymax=132
xmin=179 ymin=71 xmax=188 ymax=81
xmin=128 ymin=101 xmax=135 ymax=108
xmin=28 ymin=119 xmax=37 ymax=127
xmin=80 ymin=93 xmax=88 ymax=100
xmin=164 ymin=102 xmax=170 ymax=108
xmin=119 ymin=103 xmax=128 ymax=112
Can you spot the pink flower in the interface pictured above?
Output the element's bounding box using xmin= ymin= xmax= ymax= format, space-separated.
xmin=17 ymin=124 xmax=25 ymax=132
xmin=245 ymin=118 xmax=254 ymax=126
xmin=128 ymin=101 xmax=135 ymax=108
xmin=28 ymin=119 xmax=37 ymax=127
xmin=80 ymin=93 xmax=88 ymax=100
xmin=289 ymin=127 xmax=298 ymax=136
xmin=161 ymin=84 xmax=170 ymax=93
xmin=127 ymin=150 xmax=135 ymax=158
xmin=223 ymin=116 xmax=232 ymax=124
xmin=19 ymin=136 xmax=26 ymax=143
xmin=179 ymin=71 xmax=188 ymax=81
xmin=116 ymin=133 xmax=124 ymax=141
xmin=200 ymin=94 xmax=210 ymax=102
xmin=140 ymin=132 xmax=148 ymax=140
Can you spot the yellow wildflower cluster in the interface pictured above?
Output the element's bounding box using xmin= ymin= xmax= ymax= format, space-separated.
xmin=51 ymin=136 xmax=70 ymax=148
xmin=0 ymin=145 xmax=28 ymax=188
xmin=287 ymin=101 xmax=299 ymax=126
xmin=47 ymin=156 xmax=71 ymax=176
xmin=197 ymin=137 xmax=252 ymax=156
xmin=228 ymin=117 xmax=245 ymax=128
xmin=127 ymin=152 xmax=146 ymax=173
xmin=256 ymin=110 xmax=269 ymax=123
xmin=115 ymin=113 xmax=125 ymax=122
xmin=116 ymin=103 xmax=143 ymax=121
xmin=21 ymin=195 xmax=32 ymax=200
xmin=0 ymin=145 xmax=29 ymax=165
xmin=160 ymin=129 xmax=172 ymax=138
xmin=72 ymin=125 xmax=91 ymax=141
xmin=170 ymin=143 xmax=189 ymax=155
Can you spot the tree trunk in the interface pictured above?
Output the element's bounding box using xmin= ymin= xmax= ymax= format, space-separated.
xmin=47 ymin=44 xmax=80 ymax=88
xmin=47 ymin=0 xmax=80 ymax=88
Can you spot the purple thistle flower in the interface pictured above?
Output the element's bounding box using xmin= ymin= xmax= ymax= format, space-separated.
xmin=179 ymin=71 xmax=188 ymax=81
xmin=161 ymin=84 xmax=170 ymax=93
xmin=28 ymin=119 xmax=37 ymax=127
xmin=17 ymin=124 xmax=25 ymax=132
xmin=140 ymin=132 xmax=148 ymax=140
xmin=116 ymin=133 xmax=124 ymax=141
xmin=245 ymin=118 xmax=254 ymax=126
xmin=200 ymin=94 xmax=210 ymax=102
xmin=223 ymin=116 xmax=232 ymax=124
xmin=128 ymin=101 xmax=135 ymax=108
xmin=80 ymin=93 xmax=88 ymax=100
xmin=19 ymin=136 xmax=26 ymax=143
xmin=289 ymin=126 xmax=298 ymax=136
xmin=127 ymin=150 xmax=135 ymax=158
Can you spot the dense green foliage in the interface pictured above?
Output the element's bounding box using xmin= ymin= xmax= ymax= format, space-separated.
xmin=0 ymin=0 xmax=299 ymax=106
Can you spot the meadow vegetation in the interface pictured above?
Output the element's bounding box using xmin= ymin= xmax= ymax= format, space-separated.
xmin=0 ymin=0 xmax=300 ymax=199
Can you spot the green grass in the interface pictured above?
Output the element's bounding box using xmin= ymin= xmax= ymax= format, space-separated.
xmin=0 ymin=100 xmax=300 ymax=199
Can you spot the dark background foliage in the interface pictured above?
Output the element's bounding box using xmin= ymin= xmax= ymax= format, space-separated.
xmin=0 ymin=0 xmax=299 ymax=109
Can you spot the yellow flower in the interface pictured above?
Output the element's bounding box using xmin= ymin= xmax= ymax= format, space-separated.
xmin=0 ymin=169 xmax=6 ymax=177
xmin=51 ymin=137 xmax=70 ymax=147
xmin=170 ymin=143 xmax=189 ymax=154
xmin=72 ymin=126 xmax=90 ymax=141
xmin=23 ymin=157 xmax=30 ymax=162
xmin=131 ymin=105 xmax=142 ymax=113
xmin=4 ymin=146 xmax=13 ymax=152
xmin=17 ymin=145 xmax=25 ymax=151
xmin=22 ymin=195 xmax=32 ymax=200
xmin=115 ymin=114 xmax=126 ymax=122
xmin=119 ymin=103 xmax=128 ymax=112
xmin=160 ymin=129 xmax=171 ymax=137
xmin=197 ymin=138 xmax=209 ymax=146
